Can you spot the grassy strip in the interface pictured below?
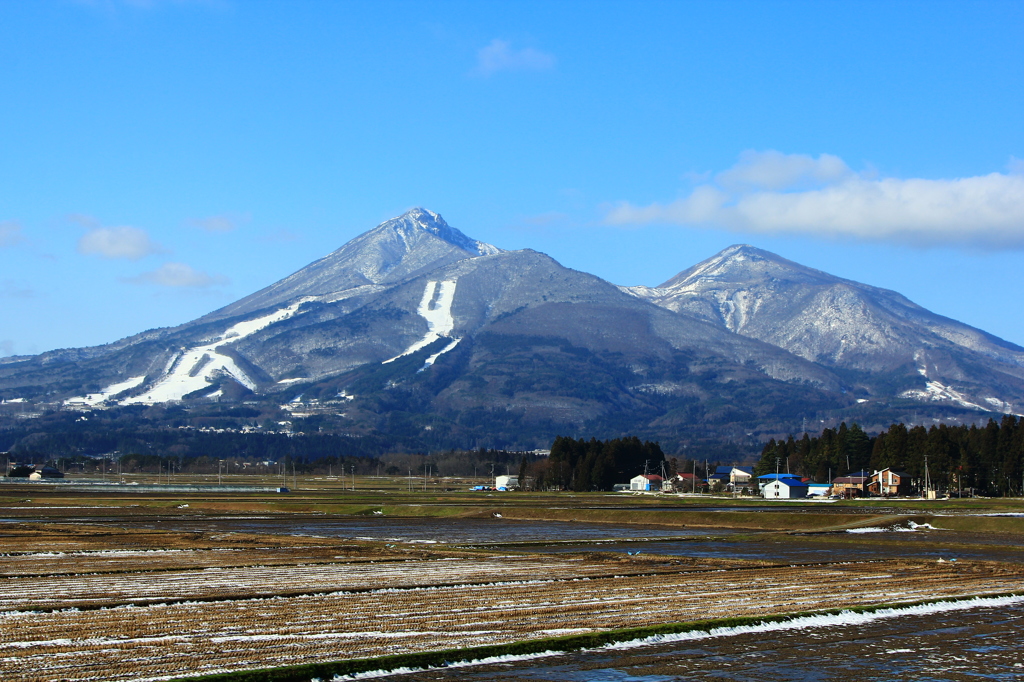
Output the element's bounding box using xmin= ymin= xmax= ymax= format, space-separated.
xmin=170 ymin=591 xmax=1020 ymax=682
xmin=927 ymin=515 xmax=1024 ymax=534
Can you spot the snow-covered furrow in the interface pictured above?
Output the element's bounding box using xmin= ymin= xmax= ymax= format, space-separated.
xmin=64 ymin=375 xmax=146 ymax=406
xmin=124 ymin=299 xmax=312 ymax=404
xmin=383 ymin=280 xmax=458 ymax=364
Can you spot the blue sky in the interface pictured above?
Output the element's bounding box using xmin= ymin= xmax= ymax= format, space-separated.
xmin=2 ymin=0 xmax=1023 ymax=356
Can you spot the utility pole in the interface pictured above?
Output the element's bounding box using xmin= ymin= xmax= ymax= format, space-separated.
xmin=924 ymin=454 xmax=931 ymax=499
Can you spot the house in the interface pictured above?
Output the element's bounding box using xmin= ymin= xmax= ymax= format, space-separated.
xmin=666 ymin=472 xmax=702 ymax=492
xmin=714 ymin=466 xmax=755 ymax=486
xmin=869 ymin=468 xmax=912 ymax=497
xmin=756 ymin=473 xmax=804 ymax=491
xmin=630 ymin=474 xmax=663 ymax=491
xmin=707 ymin=471 xmax=731 ymax=490
xmin=807 ymin=482 xmax=831 ymax=497
xmin=21 ymin=465 xmax=64 ymax=480
xmin=832 ymin=470 xmax=871 ymax=498
xmin=761 ymin=475 xmax=809 ymax=499
xmin=494 ymin=475 xmax=518 ymax=490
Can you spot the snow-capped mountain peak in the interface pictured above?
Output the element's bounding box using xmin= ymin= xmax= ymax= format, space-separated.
xmin=206 ymin=208 xmax=500 ymax=320
xmin=659 ymin=244 xmax=836 ymax=291
xmin=375 ymin=208 xmax=502 ymax=257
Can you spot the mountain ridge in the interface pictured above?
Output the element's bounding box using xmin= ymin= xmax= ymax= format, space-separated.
xmin=2 ymin=209 xmax=1021 ymax=451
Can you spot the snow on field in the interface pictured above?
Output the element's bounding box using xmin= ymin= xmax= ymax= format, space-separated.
xmin=601 ymin=594 xmax=1024 ymax=651
xmin=3 ymin=556 xmax=1021 ymax=682
xmin=847 ymin=521 xmax=937 ymax=534
xmin=383 ymin=280 xmax=459 ymax=365
xmin=64 ymin=375 xmax=146 ymax=406
xmin=333 ymin=596 xmax=1024 ymax=679
xmin=125 ymin=299 xmax=312 ymax=404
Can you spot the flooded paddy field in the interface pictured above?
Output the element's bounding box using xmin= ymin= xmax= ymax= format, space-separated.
xmin=99 ymin=514 xmax=744 ymax=544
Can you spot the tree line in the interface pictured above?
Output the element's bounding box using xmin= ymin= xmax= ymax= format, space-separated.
xmin=756 ymin=416 xmax=1024 ymax=496
xmin=542 ymin=436 xmax=665 ymax=491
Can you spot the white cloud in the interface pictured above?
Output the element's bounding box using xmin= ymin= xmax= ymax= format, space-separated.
xmin=715 ymin=150 xmax=852 ymax=191
xmin=189 ymin=212 xmax=248 ymax=233
xmin=0 ymin=220 xmax=26 ymax=248
xmin=125 ymin=262 xmax=228 ymax=288
xmin=475 ymin=39 xmax=555 ymax=76
xmin=77 ymin=225 xmax=166 ymax=260
xmin=605 ymin=151 xmax=1024 ymax=248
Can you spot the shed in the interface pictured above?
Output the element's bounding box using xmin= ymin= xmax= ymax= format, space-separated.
xmin=495 ymin=475 xmax=519 ymax=490
xmin=630 ymin=474 xmax=663 ymax=491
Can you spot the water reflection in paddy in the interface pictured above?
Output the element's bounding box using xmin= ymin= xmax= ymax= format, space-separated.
xmin=122 ymin=516 xmax=743 ymax=545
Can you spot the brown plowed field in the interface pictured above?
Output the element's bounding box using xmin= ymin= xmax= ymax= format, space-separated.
xmin=2 ymin=523 xmax=1023 ymax=682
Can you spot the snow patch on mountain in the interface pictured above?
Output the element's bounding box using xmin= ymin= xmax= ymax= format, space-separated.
xmin=383 ymin=280 xmax=459 ymax=364
xmin=64 ymin=375 xmax=146 ymax=406
xmin=419 ymin=337 xmax=462 ymax=372
xmin=899 ymin=380 xmax=988 ymax=412
xmin=124 ymin=299 xmax=313 ymax=404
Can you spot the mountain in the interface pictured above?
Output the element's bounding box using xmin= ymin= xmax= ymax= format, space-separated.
xmin=626 ymin=244 xmax=1024 ymax=414
xmin=2 ymin=212 xmax=1021 ymax=453
xmin=208 ymin=208 xmax=502 ymax=320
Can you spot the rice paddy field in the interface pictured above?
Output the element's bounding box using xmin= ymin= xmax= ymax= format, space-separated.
xmin=2 ymin=477 xmax=1023 ymax=681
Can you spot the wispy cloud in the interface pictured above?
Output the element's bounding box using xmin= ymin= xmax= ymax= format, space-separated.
xmin=0 ymin=340 xmax=15 ymax=357
xmin=259 ymin=228 xmax=300 ymax=243
xmin=0 ymin=280 xmax=36 ymax=299
xmin=605 ymin=151 xmax=1024 ymax=248
xmin=188 ymin=212 xmax=249 ymax=233
xmin=77 ymin=224 xmax=166 ymax=260
xmin=0 ymin=221 xmax=26 ymax=248
xmin=475 ymin=39 xmax=555 ymax=77
xmin=124 ymin=262 xmax=228 ymax=288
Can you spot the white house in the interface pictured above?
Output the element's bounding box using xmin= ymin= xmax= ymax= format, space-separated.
xmin=494 ymin=475 xmax=518 ymax=490
xmin=630 ymin=474 xmax=663 ymax=491
xmin=807 ymin=482 xmax=831 ymax=497
xmin=761 ymin=476 xmax=809 ymax=499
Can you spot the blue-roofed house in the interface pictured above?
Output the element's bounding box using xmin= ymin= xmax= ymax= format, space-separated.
xmin=710 ymin=466 xmax=756 ymax=492
xmin=758 ymin=473 xmax=809 ymax=499
xmin=807 ymin=482 xmax=831 ymax=497
xmin=707 ymin=471 xmax=731 ymax=491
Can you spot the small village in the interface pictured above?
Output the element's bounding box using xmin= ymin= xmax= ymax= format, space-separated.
xmin=488 ymin=466 xmax=933 ymax=499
